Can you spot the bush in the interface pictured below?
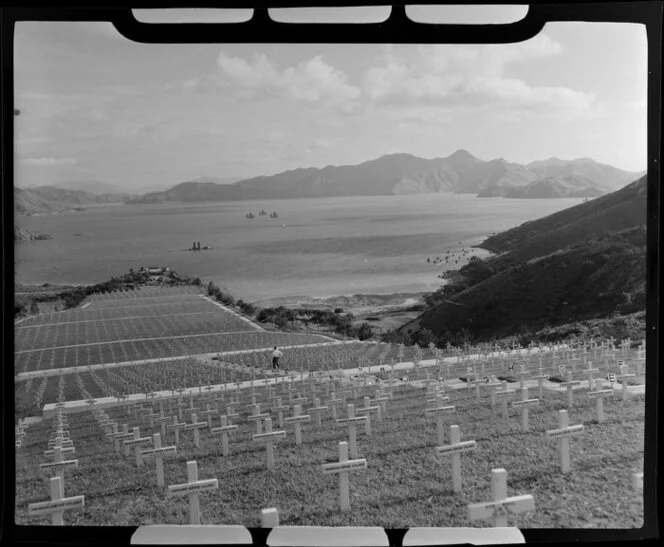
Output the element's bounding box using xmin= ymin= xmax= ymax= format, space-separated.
xmin=355 ymin=322 xmax=374 ymax=341
xmin=236 ymin=300 xmax=257 ymax=316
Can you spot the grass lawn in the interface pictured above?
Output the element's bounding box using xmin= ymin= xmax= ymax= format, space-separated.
xmin=15 ymin=365 xmax=644 ymax=528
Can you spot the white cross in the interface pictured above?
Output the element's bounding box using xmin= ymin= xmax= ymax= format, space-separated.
xmin=545 ymin=410 xmax=584 ymax=473
xmin=167 ymin=460 xmax=218 ymax=525
xmin=253 ymin=417 xmax=286 ymax=470
xmin=467 ymin=468 xmax=534 ymax=527
xmin=588 ymin=386 xmax=614 ymax=422
xmin=336 ymin=403 xmax=368 ymax=458
xmin=123 ymin=427 xmax=152 ymax=467
xmin=285 ymin=404 xmax=310 ymax=446
xmin=210 ymin=415 xmax=238 ymax=456
xmin=560 ymin=371 xmax=581 ymax=408
xmin=322 ymin=441 xmax=368 ymax=512
xmin=167 ymin=416 xmax=187 ymax=446
xmin=309 ymin=397 xmax=329 ymax=428
xmin=495 ymin=381 xmax=516 ymax=418
xmin=140 ymin=433 xmax=177 ymax=487
xmin=425 ymin=402 xmax=456 ymax=446
xmin=511 ymin=386 xmax=539 ymax=431
xmin=435 ymin=425 xmax=476 ymax=493
xmin=28 ymin=476 xmax=85 ymax=525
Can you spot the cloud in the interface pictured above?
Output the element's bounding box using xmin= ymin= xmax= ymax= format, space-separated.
xmin=363 ymin=37 xmax=601 ymax=119
xmin=21 ymin=157 xmax=78 ymax=166
xmin=215 ymin=51 xmax=361 ymax=107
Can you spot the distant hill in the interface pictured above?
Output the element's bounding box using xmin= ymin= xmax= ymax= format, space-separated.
xmin=14 ymin=186 xmax=131 ymax=216
xmin=51 ymin=179 xmax=126 ymax=195
xmin=502 ymin=177 xmax=605 ymax=199
xmin=14 ymin=226 xmax=51 ymax=241
xmin=397 ymin=175 xmax=647 ymax=344
xmin=527 ymin=157 xmax=644 ymax=191
xmin=127 ymin=152 xmax=643 ymax=203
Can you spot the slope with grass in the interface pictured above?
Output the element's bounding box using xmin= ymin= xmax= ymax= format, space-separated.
xmin=398 ymin=176 xmax=647 ymax=343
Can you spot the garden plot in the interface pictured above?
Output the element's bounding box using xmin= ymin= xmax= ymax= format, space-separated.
xmin=15 ymin=365 xmax=644 ymax=528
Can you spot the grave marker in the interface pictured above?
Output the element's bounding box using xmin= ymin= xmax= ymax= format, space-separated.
xmin=511 ymin=386 xmax=539 ymax=432
xmin=617 ymin=367 xmax=637 ymax=404
xmin=467 ymin=468 xmax=534 ymax=527
xmin=425 ymin=403 xmax=456 ymax=446
xmin=28 ymin=476 xmax=84 ymax=526
xmin=39 ymin=445 xmax=79 ymax=487
xmin=167 ymin=460 xmax=218 ymax=525
xmin=356 ymin=396 xmax=381 ymax=435
xmin=560 ymin=371 xmax=581 ymax=409
xmin=322 ymin=441 xmax=368 ymax=512
xmin=274 ymin=398 xmax=289 ymax=429
xmin=588 ymin=386 xmax=614 ymax=422
xmin=141 ymin=433 xmax=177 ymax=487
xmin=210 ymin=415 xmax=238 ymax=456
xmin=253 ymin=417 xmax=286 ymax=470
xmin=532 ymin=366 xmax=549 ymax=400
xmin=309 ymin=398 xmax=329 ymax=428
xmin=545 ymin=410 xmax=584 ymax=473
xmin=633 ymin=472 xmax=643 ymax=491
xmin=435 ymin=425 xmax=477 ymax=493
xmin=124 ymin=427 xmax=152 ymax=466
xmin=336 ymin=403 xmax=368 ymax=459
xmin=261 ymin=507 xmax=279 ymax=527
xmin=495 ymin=381 xmax=516 ymax=418
xmin=285 ymin=404 xmax=310 ymax=446
xmin=582 ymin=361 xmax=600 ymax=391
xmin=167 ymin=416 xmax=186 ymax=446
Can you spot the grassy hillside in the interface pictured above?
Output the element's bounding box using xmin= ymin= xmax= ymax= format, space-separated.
xmin=15 ymin=186 xmax=130 ymax=215
xmin=480 ymin=175 xmax=646 ymax=264
xmin=396 ymin=176 xmax=647 ymax=345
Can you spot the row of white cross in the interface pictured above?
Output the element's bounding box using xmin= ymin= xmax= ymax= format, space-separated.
xmin=24 ymin=347 xmax=644 ymax=525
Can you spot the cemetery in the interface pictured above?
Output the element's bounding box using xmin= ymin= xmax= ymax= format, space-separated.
xmin=15 ymin=288 xmax=646 ymax=528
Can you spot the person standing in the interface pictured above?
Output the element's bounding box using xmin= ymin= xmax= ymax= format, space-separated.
xmin=272 ymin=346 xmax=283 ymax=370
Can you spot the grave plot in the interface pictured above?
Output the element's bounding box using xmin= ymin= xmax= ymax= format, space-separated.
xmin=26 ymin=358 xmax=261 ymax=407
xmin=15 ymin=311 xmax=257 ymax=351
xmin=15 ymin=364 xmax=645 ymax=528
xmin=17 ymin=299 xmax=222 ymax=328
xmin=17 ymin=331 xmax=337 ymax=373
xmin=228 ymin=342 xmax=381 ymax=374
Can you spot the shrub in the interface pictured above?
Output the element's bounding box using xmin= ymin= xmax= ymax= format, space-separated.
xmin=355 ymin=322 xmax=374 ymax=341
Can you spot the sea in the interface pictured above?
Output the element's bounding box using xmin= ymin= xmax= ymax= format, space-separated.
xmin=14 ymin=194 xmax=585 ymax=304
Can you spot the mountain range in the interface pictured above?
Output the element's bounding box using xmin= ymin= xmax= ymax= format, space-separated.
xmin=127 ymin=151 xmax=643 ymax=204
xmin=398 ymin=174 xmax=647 ymax=343
xmin=14 ymin=186 xmax=132 ymax=216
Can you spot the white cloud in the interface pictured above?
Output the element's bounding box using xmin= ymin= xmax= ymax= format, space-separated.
xmin=21 ymin=157 xmax=78 ymax=166
xmin=215 ymin=51 xmax=361 ymax=107
xmin=363 ymin=37 xmax=601 ymax=119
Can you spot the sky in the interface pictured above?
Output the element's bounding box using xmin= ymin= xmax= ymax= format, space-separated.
xmin=13 ymin=9 xmax=648 ymax=191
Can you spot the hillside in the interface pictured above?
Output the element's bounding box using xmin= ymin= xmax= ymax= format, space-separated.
xmin=14 ymin=226 xmax=51 ymax=241
xmin=126 ymin=152 xmax=643 ymax=203
xmin=527 ymin=157 xmax=643 ymax=191
xmin=14 ymin=186 xmax=131 ymax=216
xmin=480 ymin=175 xmax=647 ymax=264
xmin=397 ymin=175 xmax=647 ymax=344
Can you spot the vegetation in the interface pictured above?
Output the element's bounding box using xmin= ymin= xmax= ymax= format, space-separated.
xmin=14 ymin=268 xmax=202 ymax=319
xmin=390 ymin=177 xmax=647 ymax=348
